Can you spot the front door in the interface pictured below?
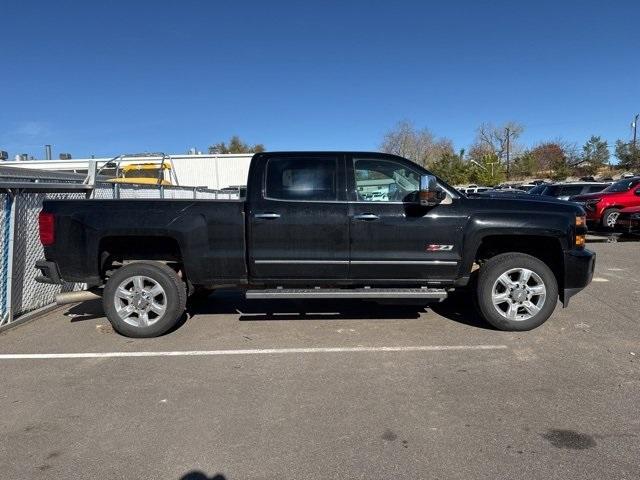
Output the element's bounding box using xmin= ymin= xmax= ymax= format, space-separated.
xmin=248 ymin=154 xmax=349 ymax=280
xmin=348 ymin=155 xmax=465 ymax=282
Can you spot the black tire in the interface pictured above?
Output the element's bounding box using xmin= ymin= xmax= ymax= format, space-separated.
xmin=601 ymin=208 xmax=620 ymax=229
xmin=103 ymin=261 xmax=187 ymax=338
xmin=476 ymin=253 xmax=558 ymax=331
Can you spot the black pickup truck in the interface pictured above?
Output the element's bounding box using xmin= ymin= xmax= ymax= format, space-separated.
xmin=36 ymin=151 xmax=595 ymax=337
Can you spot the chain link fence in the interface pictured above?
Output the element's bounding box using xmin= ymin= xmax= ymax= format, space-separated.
xmin=0 ymin=181 xmax=240 ymax=328
xmin=9 ymin=192 xmax=84 ymax=322
xmin=1 ymin=192 xmax=12 ymax=324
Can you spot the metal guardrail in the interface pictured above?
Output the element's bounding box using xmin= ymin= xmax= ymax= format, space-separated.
xmin=0 ymin=177 xmax=241 ymax=329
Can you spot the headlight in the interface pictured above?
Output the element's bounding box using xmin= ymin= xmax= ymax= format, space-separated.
xmin=631 ymin=213 xmax=640 ymax=220
xmin=575 ymin=215 xmax=586 ymax=247
xmin=584 ymin=199 xmax=600 ymax=211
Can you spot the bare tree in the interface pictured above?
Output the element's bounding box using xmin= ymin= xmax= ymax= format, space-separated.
xmin=380 ymin=120 xmax=454 ymax=167
xmin=475 ymin=122 xmax=524 ymax=160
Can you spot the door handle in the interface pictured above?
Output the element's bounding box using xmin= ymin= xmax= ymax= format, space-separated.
xmin=254 ymin=212 xmax=281 ymax=219
xmin=353 ymin=213 xmax=380 ymax=221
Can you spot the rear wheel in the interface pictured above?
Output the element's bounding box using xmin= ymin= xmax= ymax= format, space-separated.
xmin=476 ymin=253 xmax=558 ymax=331
xmin=601 ymin=208 xmax=620 ymax=229
xmin=103 ymin=261 xmax=187 ymax=338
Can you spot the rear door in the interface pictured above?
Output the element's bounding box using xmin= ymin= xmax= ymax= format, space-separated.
xmin=248 ymin=154 xmax=349 ymax=279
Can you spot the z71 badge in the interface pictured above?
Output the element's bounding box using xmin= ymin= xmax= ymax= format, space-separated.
xmin=426 ymin=244 xmax=453 ymax=251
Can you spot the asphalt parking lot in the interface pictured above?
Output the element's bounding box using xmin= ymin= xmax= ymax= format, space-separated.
xmin=1 ymin=242 xmax=639 ymax=480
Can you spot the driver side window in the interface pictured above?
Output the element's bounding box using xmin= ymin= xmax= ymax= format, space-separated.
xmin=353 ymin=158 xmax=420 ymax=202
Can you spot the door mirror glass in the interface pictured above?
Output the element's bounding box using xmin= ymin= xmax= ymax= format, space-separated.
xmin=419 ymin=175 xmax=441 ymax=206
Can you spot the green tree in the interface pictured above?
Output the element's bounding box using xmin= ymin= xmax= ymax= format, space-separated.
xmin=579 ymin=135 xmax=609 ymax=175
xmin=468 ymin=152 xmax=506 ymax=186
xmin=615 ymin=140 xmax=640 ymax=171
xmin=429 ymin=151 xmax=469 ymax=185
xmin=511 ymin=151 xmax=537 ymax=178
xmin=550 ymin=156 xmax=571 ymax=181
xmin=209 ymin=135 xmax=265 ymax=154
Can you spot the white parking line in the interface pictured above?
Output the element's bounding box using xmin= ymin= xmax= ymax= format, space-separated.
xmin=0 ymin=344 xmax=508 ymax=360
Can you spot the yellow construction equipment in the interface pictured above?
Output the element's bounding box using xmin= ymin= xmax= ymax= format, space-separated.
xmin=106 ymin=162 xmax=172 ymax=185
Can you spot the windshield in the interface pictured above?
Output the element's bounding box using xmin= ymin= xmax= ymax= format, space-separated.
xmin=528 ymin=185 xmax=547 ymax=195
xmin=602 ymin=178 xmax=640 ymax=193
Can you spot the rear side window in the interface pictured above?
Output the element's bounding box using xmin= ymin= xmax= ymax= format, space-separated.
xmin=559 ymin=185 xmax=585 ymax=197
xmin=543 ymin=186 xmax=561 ymax=196
xmin=586 ymin=184 xmax=607 ymax=193
xmin=265 ymin=157 xmax=338 ymax=201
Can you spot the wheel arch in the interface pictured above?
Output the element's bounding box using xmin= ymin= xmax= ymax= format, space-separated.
xmin=98 ymin=235 xmax=184 ymax=280
xmin=471 ymin=234 xmax=565 ymax=300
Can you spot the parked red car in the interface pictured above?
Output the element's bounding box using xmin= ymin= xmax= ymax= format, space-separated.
xmin=571 ymin=177 xmax=640 ymax=228
xmin=615 ymin=206 xmax=640 ymax=235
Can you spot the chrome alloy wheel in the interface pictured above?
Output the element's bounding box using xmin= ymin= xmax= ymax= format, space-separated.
xmin=491 ymin=268 xmax=546 ymax=321
xmin=114 ymin=276 xmax=167 ymax=327
xmin=606 ymin=211 xmax=620 ymax=228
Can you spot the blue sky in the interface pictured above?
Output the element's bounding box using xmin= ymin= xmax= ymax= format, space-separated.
xmin=1 ymin=0 xmax=639 ymax=159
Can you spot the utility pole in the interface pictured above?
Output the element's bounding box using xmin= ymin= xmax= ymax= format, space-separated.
xmin=505 ymin=127 xmax=511 ymax=179
xmin=633 ymin=114 xmax=639 ymax=148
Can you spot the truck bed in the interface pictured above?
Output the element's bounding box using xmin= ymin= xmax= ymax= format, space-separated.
xmin=41 ymin=199 xmax=247 ymax=285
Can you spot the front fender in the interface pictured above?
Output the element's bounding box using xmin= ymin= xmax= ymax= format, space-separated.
xmin=457 ymin=211 xmax=572 ymax=280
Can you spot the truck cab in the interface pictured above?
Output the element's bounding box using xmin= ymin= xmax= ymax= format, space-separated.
xmin=246 ymin=152 xmax=463 ymax=283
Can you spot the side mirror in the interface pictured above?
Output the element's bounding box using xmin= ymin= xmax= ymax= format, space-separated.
xmin=419 ymin=174 xmax=441 ymax=206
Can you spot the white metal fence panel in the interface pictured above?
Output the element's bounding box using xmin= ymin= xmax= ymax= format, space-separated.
xmin=170 ymin=155 xmax=251 ymax=189
xmin=1 ymin=153 xmax=253 ymax=190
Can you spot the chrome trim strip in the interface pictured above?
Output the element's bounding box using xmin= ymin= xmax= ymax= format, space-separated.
xmin=262 ymin=197 xmax=348 ymax=204
xmin=255 ymin=260 xmax=349 ymax=265
xmin=258 ymin=199 xmax=451 ymax=205
xmin=254 ymin=260 xmax=458 ymax=266
xmin=246 ymin=288 xmax=448 ymax=299
xmin=351 ymin=260 xmax=458 ymax=265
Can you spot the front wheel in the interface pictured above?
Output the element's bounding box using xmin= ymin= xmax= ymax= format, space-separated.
xmin=476 ymin=253 xmax=558 ymax=331
xmin=103 ymin=261 xmax=187 ymax=338
xmin=601 ymin=208 xmax=620 ymax=229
